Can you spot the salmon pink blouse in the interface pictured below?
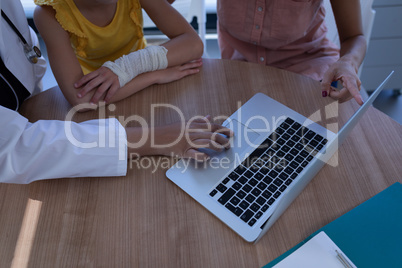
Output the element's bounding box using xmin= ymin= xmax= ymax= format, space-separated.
xmin=217 ymin=0 xmax=340 ymax=81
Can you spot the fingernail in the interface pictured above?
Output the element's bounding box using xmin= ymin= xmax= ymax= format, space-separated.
xmin=322 ymin=91 xmax=328 ymax=97
xmin=360 ymin=97 xmax=364 ymax=104
xmin=77 ymin=93 xmax=82 ymax=98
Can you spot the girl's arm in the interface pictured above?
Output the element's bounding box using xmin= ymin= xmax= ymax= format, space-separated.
xmin=34 ymin=5 xmax=200 ymax=109
xmin=34 ymin=5 xmax=86 ymax=107
xmin=140 ymin=0 xmax=203 ymax=66
xmin=321 ymin=0 xmax=367 ymax=105
xmin=72 ymin=0 xmax=204 ymax=103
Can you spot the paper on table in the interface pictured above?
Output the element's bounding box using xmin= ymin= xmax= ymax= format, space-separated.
xmin=273 ymin=231 xmax=357 ymax=268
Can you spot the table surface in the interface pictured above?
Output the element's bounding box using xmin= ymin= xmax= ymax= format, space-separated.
xmin=1 ymin=59 xmax=401 ymax=268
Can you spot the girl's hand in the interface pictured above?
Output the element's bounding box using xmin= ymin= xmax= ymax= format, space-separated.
xmin=155 ymin=59 xmax=203 ymax=84
xmin=74 ymin=58 xmax=202 ymax=104
xmin=75 ymin=66 xmax=120 ymax=104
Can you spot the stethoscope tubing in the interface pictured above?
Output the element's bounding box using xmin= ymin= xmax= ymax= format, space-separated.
xmin=1 ymin=10 xmax=42 ymax=64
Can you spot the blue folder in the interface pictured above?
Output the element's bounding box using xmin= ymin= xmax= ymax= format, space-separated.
xmin=264 ymin=182 xmax=402 ymax=267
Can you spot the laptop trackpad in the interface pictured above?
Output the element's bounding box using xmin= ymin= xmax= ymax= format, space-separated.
xmin=198 ymin=119 xmax=261 ymax=163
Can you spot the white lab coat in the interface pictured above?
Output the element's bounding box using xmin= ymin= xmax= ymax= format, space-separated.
xmin=0 ymin=106 xmax=128 ymax=184
xmin=0 ymin=0 xmax=46 ymax=98
xmin=0 ymin=0 xmax=128 ymax=183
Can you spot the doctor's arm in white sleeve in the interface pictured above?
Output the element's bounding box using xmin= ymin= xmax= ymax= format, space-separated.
xmin=0 ymin=106 xmax=127 ymax=184
xmin=0 ymin=106 xmax=233 ymax=184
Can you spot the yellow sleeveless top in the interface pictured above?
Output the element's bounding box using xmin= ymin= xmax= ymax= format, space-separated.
xmin=35 ymin=0 xmax=147 ymax=74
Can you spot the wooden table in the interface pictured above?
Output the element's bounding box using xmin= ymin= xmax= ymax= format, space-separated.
xmin=1 ymin=59 xmax=401 ymax=268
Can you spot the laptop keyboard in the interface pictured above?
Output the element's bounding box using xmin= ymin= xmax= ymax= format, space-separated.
xmin=209 ymin=117 xmax=328 ymax=227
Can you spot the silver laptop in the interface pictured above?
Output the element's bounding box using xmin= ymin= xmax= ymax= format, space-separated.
xmin=166 ymin=72 xmax=394 ymax=243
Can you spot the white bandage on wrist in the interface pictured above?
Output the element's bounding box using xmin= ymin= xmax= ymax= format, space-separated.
xmin=102 ymin=45 xmax=168 ymax=87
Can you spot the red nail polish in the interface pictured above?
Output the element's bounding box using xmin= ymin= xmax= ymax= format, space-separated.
xmin=322 ymin=91 xmax=328 ymax=97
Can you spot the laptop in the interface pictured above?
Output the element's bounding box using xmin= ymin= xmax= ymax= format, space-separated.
xmin=166 ymin=72 xmax=394 ymax=243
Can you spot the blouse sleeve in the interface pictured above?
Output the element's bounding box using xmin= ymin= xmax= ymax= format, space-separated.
xmin=34 ymin=0 xmax=88 ymax=57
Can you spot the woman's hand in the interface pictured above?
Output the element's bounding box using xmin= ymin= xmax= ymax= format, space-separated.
xmin=75 ymin=66 xmax=120 ymax=104
xmin=321 ymin=58 xmax=364 ymax=105
xmin=324 ymin=0 xmax=367 ymax=106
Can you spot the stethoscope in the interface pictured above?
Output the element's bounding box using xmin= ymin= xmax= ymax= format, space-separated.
xmin=1 ymin=10 xmax=42 ymax=64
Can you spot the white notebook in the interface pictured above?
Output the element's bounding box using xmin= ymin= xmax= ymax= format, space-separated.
xmin=273 ymin=231 xmax=357 ymax=268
